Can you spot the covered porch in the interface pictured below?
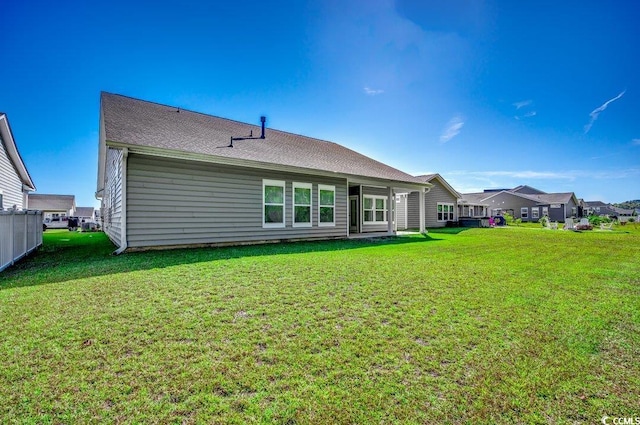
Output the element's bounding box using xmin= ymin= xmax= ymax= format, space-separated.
xmin=458 ymin=201 xmax=489 ymax=218
xmin=346 ymin=180 xmax=429 ymax=237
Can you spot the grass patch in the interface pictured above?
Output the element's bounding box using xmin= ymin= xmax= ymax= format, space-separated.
xmin=1 ymin=228 xmax=639 ymax=423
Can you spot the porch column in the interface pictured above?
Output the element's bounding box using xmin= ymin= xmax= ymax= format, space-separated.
xmin=419 ymin=189 xmax=425 ymax=233
xmin=387 ymin=186 xmax=394 ymax=235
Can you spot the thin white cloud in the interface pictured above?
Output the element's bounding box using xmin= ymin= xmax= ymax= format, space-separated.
xmin=515 ymin=111 xmax=537 ymax=120
xmin=590 ymin=152 xmax=621 ymax=160
xmin=448 ymin=168 xmax=640 ymax=181
xmin=363 ymin=87 xmax=384 ymax=96
xmin=632 ymin=139 xmax=640 ymax=145
xmin=471 ymin=170 xmax=576 ymax=180
xmin=513 ymin=99 xmax=532 ymax=109
xmin=440 ymin=115 xmax=464 ymax=143
xmin=584 ymin=90 xmax=626 ymax=134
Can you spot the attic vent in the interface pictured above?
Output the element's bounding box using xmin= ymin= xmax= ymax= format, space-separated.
xmin=228 ymin=116 xmax=267 ymax=148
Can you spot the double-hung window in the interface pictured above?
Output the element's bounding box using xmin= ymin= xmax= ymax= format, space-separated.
xmin=542 ymin=206 xmax=549 ymax=216
xmin=318 ymin=185 xmax=335 ymax=227
xmin=532 ymin=207 xmax=539 ymax=219
xmin=293 ymin=182 xmax=312 ymax=227
xmin=521 ymin=207 xmax=529 ymax=219
xmin=363 ymin=196 xmax=387 ymax=223
xmin=437 ymin=203 xmax=454 ymax=221
xmin=263 ymin=179 xmax=285 ymax=228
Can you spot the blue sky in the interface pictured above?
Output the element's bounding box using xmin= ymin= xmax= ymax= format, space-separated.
xmin=2 ymin=0 xmax=639 ymax=207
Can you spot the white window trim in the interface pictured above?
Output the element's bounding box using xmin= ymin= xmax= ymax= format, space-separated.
xmin=363 ymin=195 xmax=388 ymax=224
xmin=437 ymin=202 xmax=455 ymax=222
xmin=521 ymin=207 xmax=529 ymax=219
xmin=263 ymin=179 xmax=286 ymax=228
xmin=292 ymin=182 xmax=312 ymax=228
xmin=542 ymin=206 xmax=549 ymax=216
xmin=318 ymin=184 xmax=336 ymax=227
xmin=532 ymin=207 xmax=539 ymax=219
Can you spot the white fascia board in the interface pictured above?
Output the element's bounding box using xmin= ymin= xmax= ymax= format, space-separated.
xmin=0 ymin=115 xmax=36 ymax=191
xmin=96 ymin=108 xmax=107 ymax=194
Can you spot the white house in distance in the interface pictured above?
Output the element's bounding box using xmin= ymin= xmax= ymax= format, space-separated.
xmin=75 ymin=206 xmax=96 ymax=223
xmin=28 ymin=194 xmax=76 ymax=228
xmin=0 ymin=113 xmax=36 ymax=209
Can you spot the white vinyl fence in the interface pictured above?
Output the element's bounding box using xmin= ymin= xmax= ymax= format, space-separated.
xmin=0 ymin=210 xmax=43 ymax=272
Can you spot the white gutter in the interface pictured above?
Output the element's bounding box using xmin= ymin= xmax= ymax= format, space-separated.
xmin=114 ymin=148 xmax=128 ymax=255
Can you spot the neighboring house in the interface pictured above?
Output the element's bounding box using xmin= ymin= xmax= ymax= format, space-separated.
xmin=75 ymin=207 xmax=96 ymax=223
xmin=583 ymin=201 xmax=634 ymax=217
xmin=461 ymin=186 xmax=580 ymax=223
xmin=458 ymin=192 xmax=489 ymax=218
xmin=583 ymin=201 xmax=615 ymax=216
xmin=0 ymin=113 xmax=36 ymax=209
xmin=397 ymin=174 xmax=461 ymax=229
xmin=28 ymin=194 xmax=76 ymax=228
xmin=0 ymin=113 xmax=41 ymax=272
xmin=96 ymin=92 xmax=432 ymax=252
xmin=612 ymin=206 xmax=635 ymax=217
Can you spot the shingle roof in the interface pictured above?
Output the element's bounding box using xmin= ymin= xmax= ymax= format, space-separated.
xmin=101 ymin=92 xmax=428 ymax=186
xmin=416 ymin=174 xmax=437 ymax=181
xmin=415 ymin=174 xmax=461 ymax=198
xmin=460 ymin=190 xmax=576 ymax=205
xmin=75 ymin=207 xmax=95 ymax=217
xmin=460 ymin=192 xmax=492 ymax=205
xmin=520 ymin=192 xmax=576 ymax=204
xmin=28 ymin=194 xmax=75 ymax=211
xmin=511 ymin=185 xmax=546 ymax=195
xmin=612 ymin=206 xmax=635 ymax=215
xmin=584 ymin=201 xmax=609 ymax=207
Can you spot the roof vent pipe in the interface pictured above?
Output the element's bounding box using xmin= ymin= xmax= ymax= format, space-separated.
xmin=228 ymin=116 xmax=267 ymax=148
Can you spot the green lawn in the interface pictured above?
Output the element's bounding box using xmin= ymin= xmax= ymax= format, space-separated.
xmin=1 ymin=227 xmax=639 ymax=424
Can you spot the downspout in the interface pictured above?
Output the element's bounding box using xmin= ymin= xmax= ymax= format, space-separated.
xmin=114 ymin=148 xmax=128 ymax=255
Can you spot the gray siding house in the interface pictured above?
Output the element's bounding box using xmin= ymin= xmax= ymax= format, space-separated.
xmin=583 ymin=201 xmax=619 ymax=217
xmin=462 ymin=187 xmax=579 ymax=223
xmin=0 ymin=113 xmax=36 ymax=210
xmin=398 ymin=174 xmax=460 ymax=229
xmin=96 ymin=93 xmax=432 ymax=252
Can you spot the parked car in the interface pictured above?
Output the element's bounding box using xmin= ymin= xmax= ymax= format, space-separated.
xmin=43 ymin=216 xmax=69 ymax=230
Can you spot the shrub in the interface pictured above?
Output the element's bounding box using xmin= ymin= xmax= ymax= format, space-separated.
xmin=540 ymin=216 xmax=550 ymax=227
xmin=503 ymin=212 xmax=514 ymax=225
xmin=588 ymin=215 xmax=611 ymax=226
